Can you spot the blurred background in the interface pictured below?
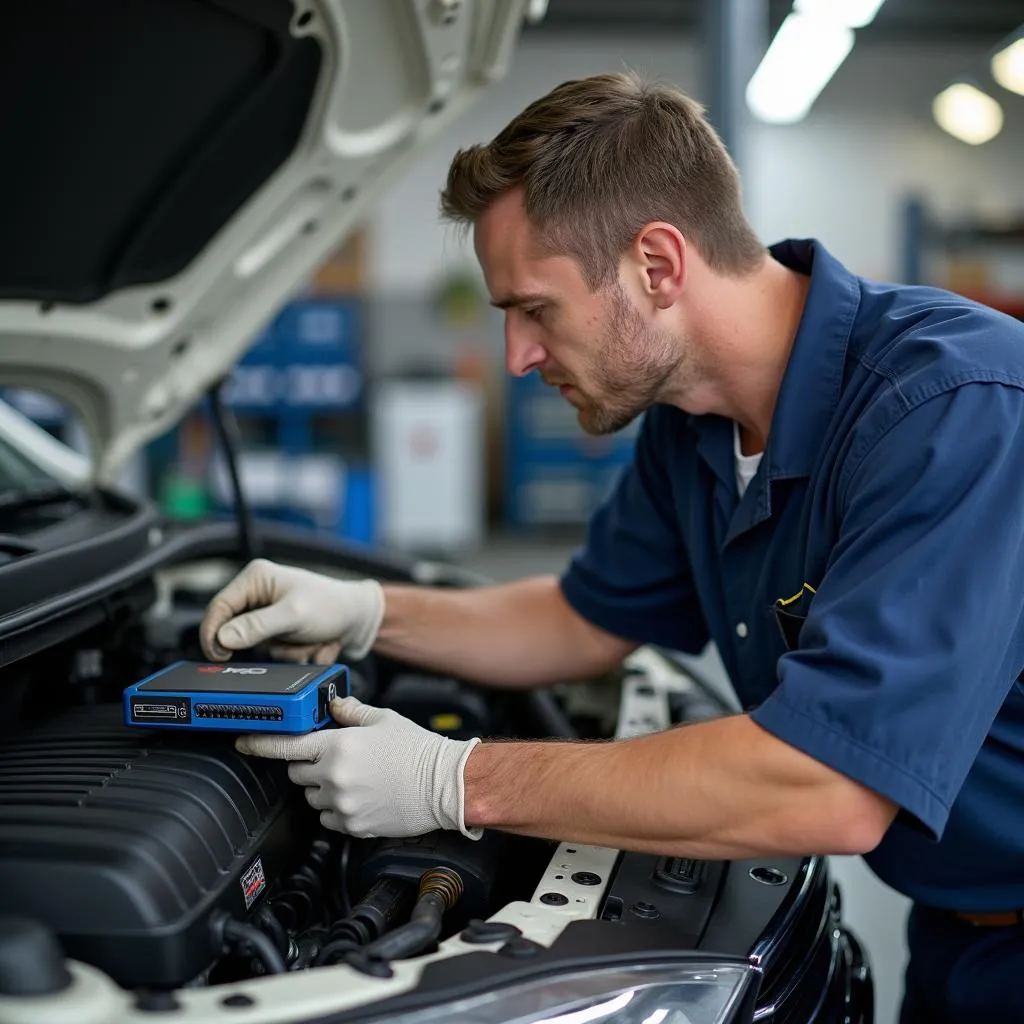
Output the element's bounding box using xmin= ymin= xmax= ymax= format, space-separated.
xmin=4 ymin=4 xmax=1023 ymax=1018
xmin=8 ymin=1 xmax=1022 ymax=574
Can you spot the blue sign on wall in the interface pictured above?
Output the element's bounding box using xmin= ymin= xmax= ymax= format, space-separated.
xmin=226 ymin=299 xmax=364 ymax=413
xmin=504 ymin=371 xmax=639 ymax=527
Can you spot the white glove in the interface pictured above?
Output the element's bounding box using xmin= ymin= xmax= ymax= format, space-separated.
xmin=236 ymin=697 xmax=482 ymax=840
xmin=199 ymin=559 xmax=385 ymax=664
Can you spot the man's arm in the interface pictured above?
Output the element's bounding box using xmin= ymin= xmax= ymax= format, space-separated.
xmin=203 ymin=408 xmax=694 ymax=688
xmin=377 ymin=575 xmax=637 ymax=689
xmin=235 ymin=383 xmax=1024 ymax=855
xmin=200 ymin=561 xmax=635 ymax=689
xmin=463 ymin=715 xmax=898 ymax=858
xmin=236 ymin=693 xmax=896 ymax=850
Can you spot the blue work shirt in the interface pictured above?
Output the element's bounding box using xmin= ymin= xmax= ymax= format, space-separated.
xmin=560 ymin=239 xmax=1024 ymax=911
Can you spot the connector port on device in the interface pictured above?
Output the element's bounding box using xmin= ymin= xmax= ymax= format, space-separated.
xmin=194 ymin=704 xmax=283 ymax=721
xmin=318 ymin=678 xmax=339 ymax=720
xmin=129 ymin=697 xmax=190 ymax=724
xmin=134 ymin=704 xmax=179 ymax=719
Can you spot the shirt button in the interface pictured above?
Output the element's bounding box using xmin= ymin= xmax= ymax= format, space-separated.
xmin=736 ymin=622 xmax=749 ymax=639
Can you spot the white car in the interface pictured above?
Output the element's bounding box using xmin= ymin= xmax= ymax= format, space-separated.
xmin=0 ymin=3 xmax=871 ymax=1023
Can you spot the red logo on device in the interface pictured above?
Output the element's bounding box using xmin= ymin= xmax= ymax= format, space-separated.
xmin=197 ymin=665 xmax=223 ymax=673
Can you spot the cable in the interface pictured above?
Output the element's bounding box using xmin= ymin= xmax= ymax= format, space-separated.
xmin=347 ymin=868 xmax=463 ymax=973
xmin=314 ymin=876 xmax=416 ymax=967
xmin=222 ymin=918 xmax=287 ymax=976
xmin=527 ymin=690 xmax=578 ymax=739
xmin=338 ymin=837 xmax=353 ymax=917
xmin=313 ymin=936 xmax=361 ymax=968
xmin=252 ymin=905 xmax=288 ymax=958
xmin=206 ymin=382 xmax=258 ymax=565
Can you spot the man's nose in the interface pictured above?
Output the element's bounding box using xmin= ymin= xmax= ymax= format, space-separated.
xmin=505 ymin=318 xmax=546 ymax=377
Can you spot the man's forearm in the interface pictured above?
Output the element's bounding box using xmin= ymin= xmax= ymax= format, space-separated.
xmin=374 ymin=576 xmax=636 ymax=689
xmin=463 ymin=714 xmax=898 ymax=858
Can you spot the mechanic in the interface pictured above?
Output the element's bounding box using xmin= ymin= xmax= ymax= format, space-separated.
xmin=200 ymin=72 xmax=1024 ymax=1023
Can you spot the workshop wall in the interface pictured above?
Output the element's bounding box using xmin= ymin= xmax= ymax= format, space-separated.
xmin=367 ymin=33 xmax=1024 ymax=293
xmin=747 ymin=39 xmax=1024 ymax=282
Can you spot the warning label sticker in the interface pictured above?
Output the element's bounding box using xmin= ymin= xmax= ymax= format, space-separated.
xmin=241 ymin=857 xmax=266 ymax=910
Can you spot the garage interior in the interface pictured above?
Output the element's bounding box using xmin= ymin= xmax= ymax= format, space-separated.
xmin=2 ymin=2 xmax=1022 ymax=1022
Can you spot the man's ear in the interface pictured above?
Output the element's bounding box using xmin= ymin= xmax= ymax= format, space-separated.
xmin=633 ymin=223 xmax=686 ymax=309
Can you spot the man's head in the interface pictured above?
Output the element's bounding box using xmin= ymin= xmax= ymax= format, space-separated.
xmin=440 ymin=71 xmax=765 ymax=434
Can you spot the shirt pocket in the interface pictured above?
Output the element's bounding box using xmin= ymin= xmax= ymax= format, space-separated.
xmin=773 ymin=582 xmax=817 ymax=651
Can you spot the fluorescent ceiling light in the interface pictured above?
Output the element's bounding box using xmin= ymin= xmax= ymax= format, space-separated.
xmin=932 ymin=83 xmax=1004 ymax=145
xmin=746 ymin=13 xmax=855 ymax=124
xmin=795 ymin=0 xmax=887 ymax=29
xmin=991 ymin=37 xmax=1024 ymax=97
xmin=526 ymin=0 xmax=549 ymax=24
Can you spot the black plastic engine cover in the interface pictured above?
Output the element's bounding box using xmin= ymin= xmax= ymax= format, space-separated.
xmin=0 ymin=703 xmax=303 ymax=988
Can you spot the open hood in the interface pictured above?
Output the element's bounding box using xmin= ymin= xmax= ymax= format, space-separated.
xmin=0 ymin=0 xmax=534 ymax=483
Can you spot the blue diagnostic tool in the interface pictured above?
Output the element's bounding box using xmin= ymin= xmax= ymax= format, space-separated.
xmin=123 ymin=661 xmax=349 ymax=734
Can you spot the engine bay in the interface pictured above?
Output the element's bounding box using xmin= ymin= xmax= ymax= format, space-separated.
xmin=0 ymin=566 xmax=572 ymax=995
xmin=0 ymin=553 xmax=870 ymax=1023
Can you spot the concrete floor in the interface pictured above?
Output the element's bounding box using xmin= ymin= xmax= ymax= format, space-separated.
xmin=455 ymin=530 xmax=911 ymax=1024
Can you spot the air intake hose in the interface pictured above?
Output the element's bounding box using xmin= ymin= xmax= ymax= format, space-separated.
xmin=313 ymin=876 xmax=416 ymax=967
xmin=348 ymin=867 xmax=463 ymax=973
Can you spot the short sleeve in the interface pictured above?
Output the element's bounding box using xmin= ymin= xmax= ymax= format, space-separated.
xmin=559 ymin=409 xmax=710 ymax=653
xmin=751 ymin=382 xmax=1024 ymax=839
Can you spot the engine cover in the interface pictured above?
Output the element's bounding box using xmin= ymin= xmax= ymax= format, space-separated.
xmin=0 ymin=703 xmax=303 ymax=988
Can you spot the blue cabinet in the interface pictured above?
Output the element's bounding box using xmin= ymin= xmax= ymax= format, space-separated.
xmin=505 ymin=372 xmax=638 ymax=527
xmin=148 ymin=297 xmax=372 ymax=542
xmin=224 ymin=299 xmax=364 ymax=415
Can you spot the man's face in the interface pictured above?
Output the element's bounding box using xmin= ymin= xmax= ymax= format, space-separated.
xmin=474 ymin=191 xmax=685 ymax=435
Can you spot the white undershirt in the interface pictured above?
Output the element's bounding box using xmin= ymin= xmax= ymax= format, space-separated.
xmin=734 ymin=422 xmax=763 ymax=498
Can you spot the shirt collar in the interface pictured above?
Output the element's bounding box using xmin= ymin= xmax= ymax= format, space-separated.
xmin=763 ymin=238 xmax=861 ymax=480
xmin=688 ymin=239 xmax=861 ymax=541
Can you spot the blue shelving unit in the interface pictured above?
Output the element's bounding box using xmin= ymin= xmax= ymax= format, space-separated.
xmin=504 ymin=371 xmax=639 ymax=527
xmin=224 ymin=297 xmax=365 ymax=450
xmin=149 ymin=296 xmax=374 ymax=542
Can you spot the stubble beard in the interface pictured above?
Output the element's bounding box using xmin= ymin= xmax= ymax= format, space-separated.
xmin=576 ymin=284 xmax=686 ymax=436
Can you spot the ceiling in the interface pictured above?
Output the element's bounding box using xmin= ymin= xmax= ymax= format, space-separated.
xmin=528 ymin=0 xmax=1023 ymax=45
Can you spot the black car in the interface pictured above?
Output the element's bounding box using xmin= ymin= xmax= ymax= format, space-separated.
xmin=0 ymin=3 xmax=872 ymax=1022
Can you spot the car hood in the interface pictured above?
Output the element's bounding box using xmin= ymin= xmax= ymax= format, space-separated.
xmin=0 ymin=0 xmax=535 ymax=484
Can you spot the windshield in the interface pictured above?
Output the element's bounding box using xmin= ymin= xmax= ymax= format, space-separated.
xmin=0 ymin=434 xmax=59 ymax=495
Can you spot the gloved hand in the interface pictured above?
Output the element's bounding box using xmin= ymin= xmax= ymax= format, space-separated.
xmin=235 ymin=697 xmax=482 ymax=840
xmin=199 ymin=559 xmax=385 ymax=664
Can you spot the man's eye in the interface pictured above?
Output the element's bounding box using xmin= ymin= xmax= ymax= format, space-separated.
xmin=524 ymin=306 xmax=544 ymax=322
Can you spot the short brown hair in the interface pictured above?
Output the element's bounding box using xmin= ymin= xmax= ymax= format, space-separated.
xmin=440 ymin=70 xmax=764 ymax=288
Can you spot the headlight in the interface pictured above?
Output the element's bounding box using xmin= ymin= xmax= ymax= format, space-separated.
xmin=374 ymin=961 xmax=758 ymax=1024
